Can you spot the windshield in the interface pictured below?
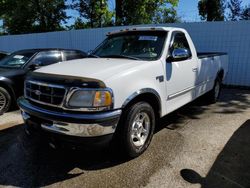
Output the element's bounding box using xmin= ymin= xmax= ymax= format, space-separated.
xmin=0 ymin=51 xmax=35 ymax=68
xmin=93 ymin=31 xmax=167 ymax=61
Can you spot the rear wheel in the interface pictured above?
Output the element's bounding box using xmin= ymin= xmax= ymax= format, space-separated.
xmin=116 ymin=102 xmax=155 ymax=158
xmin=207 ymin=78 xmax=221 ymax=103
xmin=0 ymin=87 xmax=11 ymax=114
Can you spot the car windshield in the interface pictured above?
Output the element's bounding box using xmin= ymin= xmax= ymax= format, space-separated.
xmin=0 ymin=51 xmax=35 ymax=68
xmin=93 ymin=31 xmax=167 ymax=61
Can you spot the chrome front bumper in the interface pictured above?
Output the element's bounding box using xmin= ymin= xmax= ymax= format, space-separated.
xmin=18 ymin=97 xmax=122 ymax=138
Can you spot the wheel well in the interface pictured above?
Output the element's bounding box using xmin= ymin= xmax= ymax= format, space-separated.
xmin=217 ymin=69 xmax=224 ymax=81
xmin=122 ymin=93 xmax=161 ymax=119
xmin=0 ymin=82 xmax=15 ymax=101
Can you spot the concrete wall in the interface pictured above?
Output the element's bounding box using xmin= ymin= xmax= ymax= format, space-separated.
xmin=0 ymin=21 xmax=249 ymax=86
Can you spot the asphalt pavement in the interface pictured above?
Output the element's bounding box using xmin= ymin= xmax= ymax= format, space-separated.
xmin=0 ymin=88 xmax=250 ymax=188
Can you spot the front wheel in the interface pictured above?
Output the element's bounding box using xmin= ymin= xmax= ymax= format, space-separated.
xmin=117 ymin=102 xmax=155 ymax=158
xmin=0 ymin=87 xmax=11 ymax=114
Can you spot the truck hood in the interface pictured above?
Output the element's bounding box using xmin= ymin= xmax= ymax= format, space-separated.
xmin=35 ymin=58 xmax=147 ymax=81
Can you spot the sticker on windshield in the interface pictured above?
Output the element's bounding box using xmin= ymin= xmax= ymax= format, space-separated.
xmin=14 ymin=55 xmax=24 ymax=59
xmin=139 ymin=36 xmax=158 ymax=41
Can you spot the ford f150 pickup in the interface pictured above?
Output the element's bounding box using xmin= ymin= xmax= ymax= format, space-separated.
xmin=18 ymin=27 xmax=228 ymax=157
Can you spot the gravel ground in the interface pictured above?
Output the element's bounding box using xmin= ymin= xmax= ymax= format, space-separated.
xmin=0 ymin=88 xmax=250 ymax=188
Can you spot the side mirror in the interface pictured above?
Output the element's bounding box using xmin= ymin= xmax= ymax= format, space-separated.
xmin=29 ymin=60 xmax=42 ymax=70
xmin=167 ymin=48 xmax=190 ymax=62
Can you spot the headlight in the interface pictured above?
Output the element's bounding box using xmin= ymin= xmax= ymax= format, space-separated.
xmin=67 ymin=89 xmax=113 ymax=110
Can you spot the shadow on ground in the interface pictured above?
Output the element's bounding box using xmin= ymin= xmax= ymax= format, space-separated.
xmin=156 ymin=88 xmax=250 ymax=131
xmin=180 ymin=119 xmax=250 ymax=188
xmin=0 ymin=88 xmax=249 ymax=187
xmin=164 ymin=88 xmax=250 ymax=128
xmin=0 ymin=123 xmax=184 ymax=187
xmin=215 ymin=88 xmax=250 ymax=114
xmin=0 ymin=125 xmax=125 ymax=186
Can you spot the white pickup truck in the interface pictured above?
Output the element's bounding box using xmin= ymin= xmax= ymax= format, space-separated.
xmin=18 ymin=27 xmax=228 ymax=157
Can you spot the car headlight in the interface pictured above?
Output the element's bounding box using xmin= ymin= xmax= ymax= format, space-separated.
xmin=67 ymin=89 xmax=113 ymax=110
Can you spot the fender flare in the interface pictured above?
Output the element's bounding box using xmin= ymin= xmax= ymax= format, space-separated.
xmin=122 ymin=88 xmax=162 ymax=115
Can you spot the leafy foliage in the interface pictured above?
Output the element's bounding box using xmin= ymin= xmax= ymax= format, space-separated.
xmin=241 ymin=6 xmax=250 ymax=20
xmin=154 ymin=7 xmax=181 ymax=23
xmin=32 ymin=0 xmax=69 ymax=32
xmin=0 ymin=0 xmax=35 ymax=34
xmin=198 ymin=0 xmax=225 ymax=21
xmin=0 ymin=0 xmax=181 ymax=33
xmin=0 ymin=0 xmax=68 ymax=34
xmin=71 ymin=0 xmax=114 ymax=28
xmin=228 ymin=0 xmax=243 ymax=21
xmin=115 ymin=0 xmax=179 ymax=25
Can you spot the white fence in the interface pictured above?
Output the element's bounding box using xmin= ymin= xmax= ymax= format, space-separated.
xmin=0 ymin=21 xmax=250 ymax=87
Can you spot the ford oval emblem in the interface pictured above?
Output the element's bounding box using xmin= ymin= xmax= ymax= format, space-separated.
xmin=35 ymin=90 xmax=42 ymax=96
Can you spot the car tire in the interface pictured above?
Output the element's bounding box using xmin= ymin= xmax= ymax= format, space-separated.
xmin=116 ymin=102 xmax=155 ymax=158
xmin=207 ymin=78 xmax=221 ymax=104
xmin=0 ymin=87 xmax=11 ymax=114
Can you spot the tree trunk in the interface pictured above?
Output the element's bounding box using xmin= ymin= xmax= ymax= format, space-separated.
xmin=115 ymin=0 xmax=123 ymax=25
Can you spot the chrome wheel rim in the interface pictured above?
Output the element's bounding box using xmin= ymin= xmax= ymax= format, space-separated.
xmin=130 ymin=112 xmax=150 ymax=148
xmin=0 ymin=91 xmax=7 ymax=111
xmin=214 ymin=82 xmax=220 ymax=99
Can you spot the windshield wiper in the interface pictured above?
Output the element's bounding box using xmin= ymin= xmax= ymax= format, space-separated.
xmin=100 ymin=54 xmax=142 ymax=60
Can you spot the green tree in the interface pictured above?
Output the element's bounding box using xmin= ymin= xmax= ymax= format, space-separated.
xmin=72 ymin=0 xmax=114 ymax=28
xmin=115 ymin=0 xmax=123 ymax=25
xmin=154 ymin=7 xmax=181 ymax=23
xmin=241 ymin=6 xmax=250 ymax=20
xmin=31 ymin=0 xmax=68 ymax=32
xmin=0 ymin=0 xmax=35 ymax=34
xmin=0 ymin=0 xmax=68 ymax=34
xmin=228 ymin=0 xmax=243 ymax=21
xmin=115 ymin=0 xmax=179 ymax=25
xmin=198 ymin=0 xmax=225 ymax=21
xmin=68 ymin=17 xmax=89 ymax=30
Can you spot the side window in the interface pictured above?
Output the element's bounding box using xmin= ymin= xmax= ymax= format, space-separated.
xmin=32 ymin=51 xmax=62 ymax=66
xmin=0 ymin=54 xmax=5 ymax=59
xmin=169 ymin=32 xmax=192 ymax=57
xmin=63 ymin=51 xmax=87 ymax=61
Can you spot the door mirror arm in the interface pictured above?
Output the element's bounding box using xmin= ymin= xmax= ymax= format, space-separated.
xmin=28 ymin=61 xmax=42 ymax=70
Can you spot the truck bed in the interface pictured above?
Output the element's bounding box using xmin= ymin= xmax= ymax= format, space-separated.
xmin=197 ymin=52 xmax=227 ymax=59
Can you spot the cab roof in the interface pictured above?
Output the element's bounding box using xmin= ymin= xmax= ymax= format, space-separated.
xmin=106 ymin=27 xmax=183 ymax=36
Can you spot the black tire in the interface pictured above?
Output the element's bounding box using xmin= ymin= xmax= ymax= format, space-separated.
xmin=207 ymin=78 xmax=222 ymax=104
xmin=116 ymin=102 xmax=155 ymax=158
xmin=0 ymin=87 xmax=11 ymax=114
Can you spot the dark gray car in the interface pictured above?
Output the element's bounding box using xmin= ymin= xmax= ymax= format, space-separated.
xmin=0 ymin=48 xmax=87 ymax=114
xmin=0 ymin=51 xmax=9 ymax=60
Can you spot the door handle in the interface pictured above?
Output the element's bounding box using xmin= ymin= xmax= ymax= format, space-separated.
xmin=192 ymin=68 xmax=198 ymax=72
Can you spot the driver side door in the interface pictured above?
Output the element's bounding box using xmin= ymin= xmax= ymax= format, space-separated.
xmin=27 ymin=51 xmax=62 ymax=70
xmin=165 ymin=31 xmax=198 ymax=113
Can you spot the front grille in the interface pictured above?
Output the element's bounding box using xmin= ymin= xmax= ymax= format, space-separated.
xmin=25 ymin=81 xmax=66 ymax=107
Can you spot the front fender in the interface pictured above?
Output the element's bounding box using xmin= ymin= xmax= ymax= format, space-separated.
xmin=104 ymin=60 xmax=167 ymax=116
xmin=0 ymin=76 xmax=16 ymax=100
